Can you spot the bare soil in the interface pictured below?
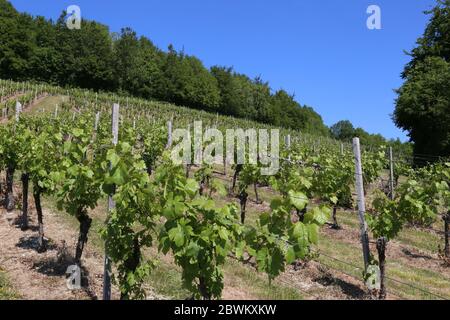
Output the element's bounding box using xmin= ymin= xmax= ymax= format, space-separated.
xmin=0 ymin=204 xmax=120 ymax=300
xmin=320 ymin=217 xmax=450 ymax=278
xmin=0 ymin=94 xmax=49 ymax=124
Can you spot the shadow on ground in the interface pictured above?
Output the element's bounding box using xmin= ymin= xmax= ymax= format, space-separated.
xmin=16 ymin=235 xmax=58 ymax=252
xmin=13 ymin=217 xmax=40 ymax=232
xmin=31 ymin=246 xmax=98 ymax=300
xmin=402 ymin=248 xmax=434 ymax=261
xmin=313 ymin=273 xmax=369 ymax=300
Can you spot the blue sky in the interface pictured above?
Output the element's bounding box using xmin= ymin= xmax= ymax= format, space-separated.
xmin=10 ymin=0 xmax=438 ymax=141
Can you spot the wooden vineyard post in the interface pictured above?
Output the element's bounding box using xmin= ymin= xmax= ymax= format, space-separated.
xmin=54 ymin=104 xmax=58 ymax=118
xmin=285 ymin=135 xmax=291 ymax=149
xmin=352 ymin=137 xmax=371 ymax=272
xmin=222 ymin=120 xmax=226 ymax=176
xmin=92 ymin=112 xmax=100 ymax=142
xmin=166 ymin=120 xmax=172 ymax=149
xmin=285 ymin=134 xmax=291 ymax=161
xmin=389 ymin=147 xmax=395 ymax=200
xmin=340 ymin=143 xmax=344 ymax=156
xmin=186 ymin=124 xmax=191 ymax=177
xmin=94 ymin=112 xmax=100 ymax=131
xmin=223 ymin=153 xmax=227 ymax=176
xmin=15 ymin=101 xmax=22 ymax=122
xmin=103 ymin=103 xmax=119 ymax=300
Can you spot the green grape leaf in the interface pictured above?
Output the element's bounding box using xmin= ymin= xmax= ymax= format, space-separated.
xmin=288 ymin=190 xmax=308 ymax=210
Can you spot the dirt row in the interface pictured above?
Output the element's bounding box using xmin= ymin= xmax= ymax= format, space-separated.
xmin=0 ymin=95 xmax=119 ymax=300
xmin=0 ymin=93 xmax=49 ymax=124
xmin=0 ymin=184 xmax=373 ymax=300
xmin=0 ymin=203 xmax=119 ymax=300
xmin=1 ymin=103 xmax=447 ymax=300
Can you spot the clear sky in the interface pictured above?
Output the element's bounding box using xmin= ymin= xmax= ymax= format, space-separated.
xmin=9 ymin=0 xmax=439 ymax=141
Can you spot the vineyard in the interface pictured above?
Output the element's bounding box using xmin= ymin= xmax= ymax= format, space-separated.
xmin=0 ymin=79 xmax=449 ymax=301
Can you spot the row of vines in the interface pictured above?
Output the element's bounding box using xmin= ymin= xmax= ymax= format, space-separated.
xmin=0 ymin=79 xmax=448 ymax=300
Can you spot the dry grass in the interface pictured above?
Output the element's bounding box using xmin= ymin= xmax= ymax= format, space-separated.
xmin=0 ymin=268 xmax=18 ymax=300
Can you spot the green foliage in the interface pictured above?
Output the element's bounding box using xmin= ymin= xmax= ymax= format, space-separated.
xmin=271 ymin=145 xmax=316 ymax=196
xmin=0 ymin=0 xmax=330 ymax=137
xmin=194 ymin=163 xmax=219 ymax=196
xmin=330 ymin=120 xmax=355 ymax=141
xmin=311 ymin=152 xmax=354 ymax=208
xmin=238 ymin=149 xmax=330 ymax=282
xmin=53 ymin=120 xmax=102 ymax=217
xmin=156 ymin=157 xmax=241 ymax=299
xmin=369 ymin=193 xmax=402 ymax=240
xmin=21 ymin=116 xmax=60 ymax=194
xmin=417 ymin=161 xmax=450 ymax=210
xmin=395 ymin=1 xmax=450 ymax=161
xmin=395 ymin=56 xmax=450 ymax=161
xmin=369 ymin=175 xmax=440 ymax=240
xmin=362 ymin=147 xmax=387 ymax=191
xmin=241 ymin=196 xmax=329 ymax=282
xmin=237 ymin=164 xmax=260 ymax=194
xmin=101 ymin=142 xmax=157 ymax=300
xmin=329 ymin=119 xmax=408 ymax=151
xmin=139 ymin=123 xmax=167 ymax=174
xmin=3 ymin=79 xmax=442 ymax=300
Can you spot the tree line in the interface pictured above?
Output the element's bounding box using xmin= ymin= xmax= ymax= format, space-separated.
xmin=2 ymin=0 xmax=440 ymax=157
xmin=394 ymin=0 xmax=450 ymax=161
xmin=330 ymin=120 xmax=413 ymax=156
xmin=0 ymin=0 xmax=328 ymax=135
